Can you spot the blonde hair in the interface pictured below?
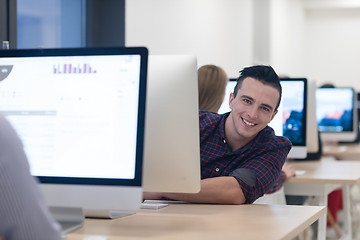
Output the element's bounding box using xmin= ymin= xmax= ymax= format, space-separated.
xmin=198 ymin=64 xmax=229 ymax=113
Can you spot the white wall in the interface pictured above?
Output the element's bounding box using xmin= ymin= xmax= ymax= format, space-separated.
xmin=271 ymin=0 xmax=360 ymax=90
xmin=270 ymin=0 xmax=306 ymax=77
xmin=252 ymin=0 xmax=271 ymax=65
xmin=126 ymin=0 xmax=360 ymax=90
xmin=303 ymin=6 xmax=360 ymax=89
xmin=126 ymin=0 xmax=253 ymax=78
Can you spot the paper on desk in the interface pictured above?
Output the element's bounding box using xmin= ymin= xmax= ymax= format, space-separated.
xmin=295 ymin=170 xmax=306 ymax=176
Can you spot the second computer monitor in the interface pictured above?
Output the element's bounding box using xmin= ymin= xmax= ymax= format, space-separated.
xmin=142 ymin=55 xmax=201 ymax=193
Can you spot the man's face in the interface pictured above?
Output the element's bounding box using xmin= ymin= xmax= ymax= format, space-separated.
xmin=228 ymin=77 xmax=279 ymax=141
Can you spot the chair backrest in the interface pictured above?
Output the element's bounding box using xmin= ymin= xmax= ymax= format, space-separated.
xmin=253 ymin=186 xmax=286 ymax=205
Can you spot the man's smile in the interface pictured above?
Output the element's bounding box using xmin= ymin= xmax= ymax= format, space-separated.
xmin=242 ymin=118 xmax=256 ymax=126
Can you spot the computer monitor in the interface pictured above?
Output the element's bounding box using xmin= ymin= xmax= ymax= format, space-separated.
xmin=219 ymin=78 xmax=308 ymax=159
xmin=357 ymin=92 xmax=360 ymax=123
xmin=0 ymin=47 xmax=148 ymax=231
xmin=305 ymin=79 xmax=321 ymax=160
xmin=316 ymin=87 xmax=358 ymax=143
xmin=356 ymin=92 xmax=360 ymax=142
xmin=218 ymin=79 xmax=237 ymax=115
xmin=142 ymin=55 xmax=201 ymax=193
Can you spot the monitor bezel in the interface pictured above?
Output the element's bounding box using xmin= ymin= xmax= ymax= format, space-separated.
xmin=0 ymin=47 xmax=148 ymax=187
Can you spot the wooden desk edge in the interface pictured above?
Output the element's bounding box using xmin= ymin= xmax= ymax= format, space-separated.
xmin=283 ymin=206 xmax=326 ymax=240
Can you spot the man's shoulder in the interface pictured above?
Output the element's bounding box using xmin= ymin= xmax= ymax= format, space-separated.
xmin=199 ymin=110 xmax=218 ymax=117
xmin=199 ymin=110 xmax=223 ymax=124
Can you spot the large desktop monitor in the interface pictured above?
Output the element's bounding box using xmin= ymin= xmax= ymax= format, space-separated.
xmin=0 ymin=47 xmax=148 ymax=231
xmin=316 ymin=87 xmax=358 ymax=143
xmin=219 ymin=78 xmax=308 ymax=159
xmin=142 ymin=55 xmax=201 ymax=193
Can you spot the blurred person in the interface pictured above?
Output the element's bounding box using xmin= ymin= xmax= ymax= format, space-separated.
xmin=0 ymin=116 xmax=63 ymax=240
xmin=198 ymin=64 xmax=229 ymax=113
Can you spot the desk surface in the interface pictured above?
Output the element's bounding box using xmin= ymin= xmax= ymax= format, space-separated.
xmin=287 ymin=160 xmax=360 ymax=184
xmin=66 ymin=203 xmax=326 ymax=240
xmin=284 ymin=159 xmax=360 ymax=240
xmin=323 ymin=143 xmax=360 ymax=159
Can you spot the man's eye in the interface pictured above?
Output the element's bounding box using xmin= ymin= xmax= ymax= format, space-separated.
xmin=243 ymin=99 xmax=251 ymax=104
xmin=261 ymin=106 xmax=270 ymax=112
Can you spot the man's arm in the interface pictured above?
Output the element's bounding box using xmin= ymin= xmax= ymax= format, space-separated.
xmin=143 ymin=176 xmax=246 ymax=204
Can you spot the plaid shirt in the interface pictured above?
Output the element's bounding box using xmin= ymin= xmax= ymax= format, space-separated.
xmin=199 ymin=111 xmax=292 ymax=203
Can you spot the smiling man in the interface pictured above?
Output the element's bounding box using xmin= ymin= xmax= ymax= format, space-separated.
xmin=144 ymin=65 xmax=292 ymax=204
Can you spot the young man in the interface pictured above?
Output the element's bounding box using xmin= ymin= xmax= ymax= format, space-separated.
xmin=144 ymin=65 xmax=292 ymax=204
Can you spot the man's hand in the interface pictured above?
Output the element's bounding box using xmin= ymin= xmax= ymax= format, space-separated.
xmin=282 ymin=163 xmax=296 ymax=178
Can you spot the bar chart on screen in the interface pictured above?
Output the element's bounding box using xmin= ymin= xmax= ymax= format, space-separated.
xmin=53 ymin=63 xmax=97 ymax=74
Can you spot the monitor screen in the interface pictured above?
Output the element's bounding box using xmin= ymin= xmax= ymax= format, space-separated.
xmin=219 ymin=78 xmax=307 ymax=159
xmin=316 ymin=87 xmax=357 ymax=143
xmin=142 ymin=55 xmax=201 ymax=193
xmin=218 ymin=79 xmax=237 ymax=115
xmin=0 ymin=47 xmax=148 ymax=224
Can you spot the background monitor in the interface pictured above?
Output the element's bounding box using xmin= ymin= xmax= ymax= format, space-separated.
xmin=219 ymin=78 xmax=308 ymax=159
xmin=316 ymin=87 xmax=358 ymax=143
xmin=0 ymin=47 xmax=148 ymax=228
xmin=304 ymin=79 xmax=321 ymax=160
xmin=142 ymin=55 xmax=201 ymax=193
xmin=356 ymin=92 xmax=360 ymax=142
xmin=218 ymin=79 xmax=237 ymax=115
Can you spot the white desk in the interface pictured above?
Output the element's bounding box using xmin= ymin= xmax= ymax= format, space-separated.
xmin=323 ymin=143 xmax=360 ymax=160
xmin=66 ymin=203 xmax=325 ymax=240
xmin=284 ymin=159 xmax=360 ymax=240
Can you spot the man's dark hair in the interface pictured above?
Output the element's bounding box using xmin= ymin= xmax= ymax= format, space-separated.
xmin=233 ymin=65 xmax=282 ymax=110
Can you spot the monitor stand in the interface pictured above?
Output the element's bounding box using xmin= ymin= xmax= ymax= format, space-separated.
xmin=50 ymin=206 xmax=135 ymax=235
xmin=49 ymin=206 xmax=84 ymax=234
